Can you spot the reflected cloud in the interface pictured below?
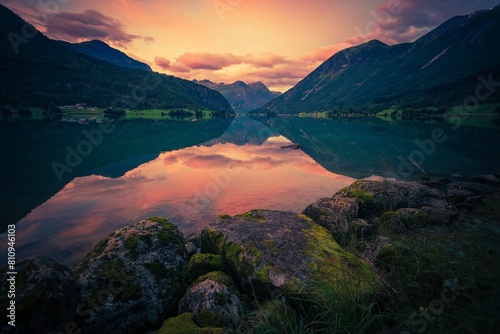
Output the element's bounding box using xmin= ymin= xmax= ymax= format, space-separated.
xmin=7 ymin=136 xmax=355 ymax=266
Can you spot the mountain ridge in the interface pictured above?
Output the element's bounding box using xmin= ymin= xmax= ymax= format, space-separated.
xmin=0 ymin=4 xmax=233 ymax=112
xmin=195 ymin=79 xmax=281 ymax=113
xmin=254 ymin=6 xmax=500 ymax=114
xmin=57 ymin=39 xmax=153 ymax=72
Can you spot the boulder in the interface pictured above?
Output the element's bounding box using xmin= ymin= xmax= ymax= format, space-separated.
xmin=302 ymin=197 xmax=358 ymax=241
xmin=420 ymin=206 xmax=458 ymax=225
xmin=72 ymin=217 xmax=188 ymax=333
xmin=335 ymin=180 xmax=448 ymax=218
xmin=201 ymin=210 xmax=382 ymax=299
xmin=0 ymin=257 xmax=78 ymax=334
xmin=178 ymin=271 xmax=243 ymax=329
xmin=303 ymin=180 xmax=451 ymax=240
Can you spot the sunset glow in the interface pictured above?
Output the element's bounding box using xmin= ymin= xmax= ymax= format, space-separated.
xmin=1 ymin=0 xmax=498 ymax=91
xmin=7 ymin=136 xmax=355 ymax=265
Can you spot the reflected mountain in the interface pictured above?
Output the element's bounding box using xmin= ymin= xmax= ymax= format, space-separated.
xmin=6 ymin=131 xmax=354 ymax=266
xmin=204 ymin=116 xmax=277 ymax=146
xmin=0 ymin=117 xmax=233 ymax=231
xmin=253 ymin=116 xmax=500 ymax=180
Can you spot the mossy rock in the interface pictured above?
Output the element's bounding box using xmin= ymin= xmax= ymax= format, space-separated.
xmin=0 ymin=257 xmax=78 ymax=334
xmin=335 ymin=180 xmax=448 ymax=219
xmin=194 ymin=271 xmax=239 ymax=294
xmin=73 ymin=217 xmax=188 ymax=333
xmin=179 ymin=272 xmax=244 ymax=329
xmin=187 ymin=253 xmax=227 ymax=280
xmin=201 ymin=210 xmax=382 ymax=300
xmin=157 ymin=313 xmax=227 ymax=334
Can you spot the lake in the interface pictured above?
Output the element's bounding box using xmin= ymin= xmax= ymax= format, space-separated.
xmin=2 ymin=115 xmax=500 ymax=265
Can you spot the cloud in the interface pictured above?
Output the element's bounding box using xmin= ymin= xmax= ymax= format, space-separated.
xmin=177 ymin=53 xmax=242 ymax=70
xmin=155 ymin=56 xmax=191 ymax=73
xmin=154 ymin=56 xmax=171 ymax=69
xmin=348 ymin=0 xmax=499 ymax=45
xmin=45 ymin=9 xmax=153 ymax=47
xmin=175 ymin=52 xmax=291 ymax=71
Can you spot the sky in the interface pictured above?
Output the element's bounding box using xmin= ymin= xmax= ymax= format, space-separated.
xmin=1 ymin=0 xmax=498 ymax=91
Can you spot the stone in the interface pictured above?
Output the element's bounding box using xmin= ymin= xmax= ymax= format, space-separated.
xmin=178 ymin=271 xmax=243 ymax=329
xmin=302 ymin=197 xmax=358 ymax=242
xmin=201 ymin=210 xmax=382 ymax=299
xmin=186 ymin=241 xmax=198 ymax=257
xmin=0 ymin=257 xmax=78 ymax=334
xmin=72 ymin=217 xmax=188 ymax=333
xmin=420 ymin=206 xmax=458 ymax=225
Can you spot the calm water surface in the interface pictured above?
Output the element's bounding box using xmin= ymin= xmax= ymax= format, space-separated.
xmin=2 ymin=115 xmax=500 ymax=266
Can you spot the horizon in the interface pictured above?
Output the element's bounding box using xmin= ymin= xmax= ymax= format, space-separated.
xmin=1 ymin=0 xmax=498 ymax=92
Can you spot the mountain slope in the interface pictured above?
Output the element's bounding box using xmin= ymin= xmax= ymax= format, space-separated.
xmin=58 ymin=39 xmax=152 ymax=72
xmin=195 ymin=80 xmax=281 ymax=113
xmin=255 ymin=6 xmax=500 ymax=114
xmin=0 ymin=4 xmax=232 ymax=112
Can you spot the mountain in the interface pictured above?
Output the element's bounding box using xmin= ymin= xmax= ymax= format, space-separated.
xmin=195 ymin=79 xmax=281 ymax=113
xmin=255 ymin=5 xmax=500 ymax=114
xmin=0 ymin=4 xmax=232 ymax=112
xmin=58 ymin=39 xmax=153 ymax=72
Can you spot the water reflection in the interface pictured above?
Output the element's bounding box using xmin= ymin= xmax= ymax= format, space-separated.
xmin=256 ymin=116 xmax=500 ymax=180
xmin=10 ymin=135 xmax=354 ymax=265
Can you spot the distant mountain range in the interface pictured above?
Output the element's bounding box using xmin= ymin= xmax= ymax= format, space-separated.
xmin=58 ymin=40 xmax=152 ymax=72
xmin=0 ymin=4 xmax=232 ymax=112
xmin=255 ymin=5 xmax=500 ymax=114
xmin=195 ymin=80 xmax=281 ymax=113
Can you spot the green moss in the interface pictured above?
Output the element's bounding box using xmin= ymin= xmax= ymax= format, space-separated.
xmin=255 ymin=264 xmax=272 ymax=285
xmin=217 ymin=214 xmax=231 ymax=220
xmin=147 ymin=216 xmax=173 ymax=229
xmin=157 ymin=313 xmax=227 ymax=334
xmin=346 ymin=188 xmax=374 ymax=203
xmin=196 ymin=309 xmax=227 ymax=328
xmin=94 ymin=260 xmax=142 ymax=302
xmin=302 ymin=222 xmax=382 ymax=296
xmin=144 ymin=260 xmax=171 ymax=282
xmin=124 ymin=233 xmax=140 ymax=260
xmin=203 ymin=230 xmax=257 ymax=280
xmin=187 ymin=253 xmax=226 ymax=280
xmin=194 ymin=271 xmax=238 ymax=294
xmin=234 ymin=211 xmax=266 ymax=223
xmin=73 ymin=237 xmax=111 ymax=275
xmin=262 ymin=239 xmax=277 ymax=252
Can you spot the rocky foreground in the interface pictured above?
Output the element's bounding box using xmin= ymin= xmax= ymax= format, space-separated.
xmin=2 ymin=175 xmax=499 ymax=333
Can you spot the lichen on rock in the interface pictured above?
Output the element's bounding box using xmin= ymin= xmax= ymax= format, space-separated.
xmin=178 ymin=271 xmax=244 ymax=329
xmin=201 ymin=210 xmax=382 ymax=299
xmin=72 ymin=217 xmax=188 ymax=333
